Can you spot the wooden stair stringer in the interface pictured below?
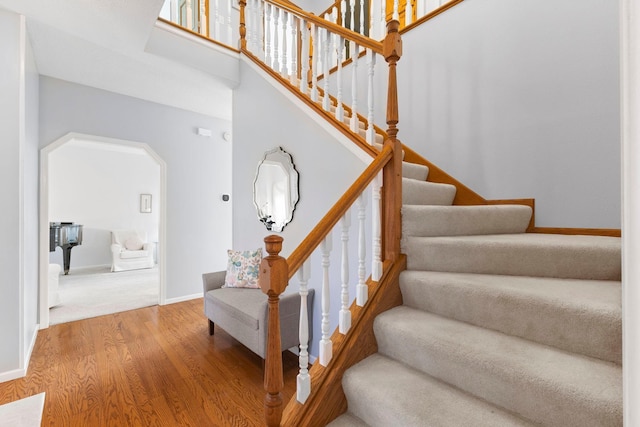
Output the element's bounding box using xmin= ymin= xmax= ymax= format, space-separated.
xmin=281 ymin=256 xmax=406 ymax=427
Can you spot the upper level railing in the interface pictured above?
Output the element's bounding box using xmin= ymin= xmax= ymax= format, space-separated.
xmin=319 ymin=0 xmax=464 ymax=40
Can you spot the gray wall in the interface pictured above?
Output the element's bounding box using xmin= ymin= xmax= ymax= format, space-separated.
xmin=233 ymin=59 xmax=369 ymax=357
xmin=396 ymin=0 xmax=620 ymax=228
xmin=0 ymin=9 xmax=39 ymax=378
xmin=39 ymin=77 xmax=233 ymax=300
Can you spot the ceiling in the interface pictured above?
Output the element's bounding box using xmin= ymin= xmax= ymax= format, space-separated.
xmin=0 ymin=0 xmax=237 ymax=120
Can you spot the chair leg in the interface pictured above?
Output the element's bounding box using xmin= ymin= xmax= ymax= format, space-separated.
xmin=208 ymin=320 xmax=215 ymax=336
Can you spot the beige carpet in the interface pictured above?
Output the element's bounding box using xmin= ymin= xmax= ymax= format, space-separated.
xmin=328 ymin=161 xmax=622 ymax=427
xmin=49 ymin=265 xmax=159 ymax=325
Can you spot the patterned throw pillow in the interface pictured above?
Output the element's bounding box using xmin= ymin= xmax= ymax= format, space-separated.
xmin=223 ymin=248 xmax=262 ymax=289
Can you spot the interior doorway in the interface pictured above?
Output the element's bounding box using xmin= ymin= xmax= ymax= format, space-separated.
xmin=39 ymin=133 xmax=167 ymax=328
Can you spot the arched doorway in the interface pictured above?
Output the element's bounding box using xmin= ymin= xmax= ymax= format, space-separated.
xmin=39 ymin=133 xmax=167 ymax=328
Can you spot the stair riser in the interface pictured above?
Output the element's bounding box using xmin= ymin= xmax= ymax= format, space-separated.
xmin=400 ymin=271 xmax=622 ymax=364
xmin=403 ymin=236 xmax=621 ymax=280
xmin=402 ymin=179 xmax=456 ymax=206
xmin=402 ymin=205 xmax=532 ymax=237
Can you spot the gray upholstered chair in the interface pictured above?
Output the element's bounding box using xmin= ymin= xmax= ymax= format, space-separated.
xmin=202 ymin=271 xmax=314 ymax=359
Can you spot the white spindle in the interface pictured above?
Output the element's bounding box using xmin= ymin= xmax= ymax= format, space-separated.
xmin=252 ymin=0 xmax=260 ymax=54
xmin=339 ymin=212 xmax=351 ymax=334
xmin=366 ymin=49 xmax=376 ymax=145
xmin=226 ymin=0 xmax=232 ymax=46
xmin=245 ymin=0 xmax=253 ymax=52
xmin=393 ymin=0 xmax=400 ymax=21
xmin=272 ymin=6 xmax=280 ymax=73
xmin=290 ymin=14 xmax=298 ymax=85
xmin=186 ymin=0 xmax=194 ymax=30
xmin=281 ymin=9 xmax=288 ymax=77
xmin=300 ymin=20 xmax=310 ymax=95
xmin=341 ymin=0 xmax=347 ymax=31
xmin=296 ymin=260 xmax=311 ymax=403
xmin=319 ymin=235 xmax=333 ymax=366
xmin=359 ymin=0 xmax=365 ymax=35
xmin=350 ymin=43 xmax=360 ymax=132
xmin=350 ymin=0 xmax=355 ymax=33
xmin=213 ymin=0 xmax=220 ymax=40
xmin=356 ymin=192 xmax=368 ymax=306
xmin=322 ymin=28 xmax=331 ymax=112
xmin=265 ymin=3 xmax=272 ymax=67
xmin=406 ymin=0 xmax=413 ymax=27
xmin=335 ymin=36 xmax=345 ymax=121
xmin=372 ymin=174 xmax=382 ymax=281
xmin=311 ymin=24 xmax=319 ymax=102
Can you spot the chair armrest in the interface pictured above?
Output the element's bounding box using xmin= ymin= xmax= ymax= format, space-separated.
xmin=203 ymin=271 xmax=226 ymax=293
xmin=111 ymin=243 xmax=123 ymax=254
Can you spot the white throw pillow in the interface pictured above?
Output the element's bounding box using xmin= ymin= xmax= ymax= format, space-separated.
xmin=124 ymin=236 xmax=144 ymax=251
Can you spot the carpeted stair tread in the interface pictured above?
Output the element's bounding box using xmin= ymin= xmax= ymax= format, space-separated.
xmin=403 ymin=233 xmax=621 ymax=280
xmin=402 ymin=161 xmax=429 ymax=181
xmin=326 ymin=412 xmax=370 ymax=427
xmin=403 ymin=178 xmax=456 ymax=206
xmin=374 ymin=307 xmax=622 ymax=427
xmin=400 ymin=270 xmax=621 ymax=363
xmin=402 ymin=204 xmax=532 ymax=237
xmin=339 ymin=354 xmax=538 ymax=427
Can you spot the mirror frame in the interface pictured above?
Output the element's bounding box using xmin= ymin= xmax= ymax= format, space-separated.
xmin=253 ymin=147 xmax=300 ymax=232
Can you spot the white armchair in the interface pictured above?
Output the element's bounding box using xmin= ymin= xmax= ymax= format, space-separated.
xmin=110 ymin=229 xmax=155 ymax=272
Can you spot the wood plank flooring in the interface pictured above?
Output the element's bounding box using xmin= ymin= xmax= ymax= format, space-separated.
xmin=0 ymin=299 xmax=300 ymax=426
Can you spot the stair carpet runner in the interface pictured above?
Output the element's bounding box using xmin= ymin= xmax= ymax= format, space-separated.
xmin=327 ymin=161 xmax=622 ymax=426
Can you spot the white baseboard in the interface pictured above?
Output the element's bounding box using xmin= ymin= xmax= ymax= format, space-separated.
xmin=0 ymin=326 xmax=40 ymax=384
xmin=162 ymin=293 xmax=202 ymax=305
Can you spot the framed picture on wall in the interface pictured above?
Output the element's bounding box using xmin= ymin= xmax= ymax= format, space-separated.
xmin=140 ymin=194 xmax=152 ymax=213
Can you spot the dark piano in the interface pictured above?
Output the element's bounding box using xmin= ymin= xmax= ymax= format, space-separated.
xmin=49 ymin=222 xmax=83 ymax=275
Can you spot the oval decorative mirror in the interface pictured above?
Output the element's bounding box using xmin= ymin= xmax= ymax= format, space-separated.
xmin=253 ymin=147 xmax=300 ymax=232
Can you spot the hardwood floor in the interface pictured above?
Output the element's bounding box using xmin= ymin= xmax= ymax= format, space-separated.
xmin=0 ymin=299 xmax=300 ymax=426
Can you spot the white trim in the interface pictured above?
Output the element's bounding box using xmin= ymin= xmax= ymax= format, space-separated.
xmin=17 ymin=13 xmax=27 ymax=371
xmin=621 ymin=0 xmax=640 ymax=424
xmin=0 ymin=367 xmax=28 ymax=384
xmin=163 ymin=293 xmax=202 ymax=305
xmin=24 ymin=325 xmax=38 ymax=370
xmin=241 ymin=56 xmax=373 ymax=165
xmin=39 ymin=132 xmax=168 ymax=329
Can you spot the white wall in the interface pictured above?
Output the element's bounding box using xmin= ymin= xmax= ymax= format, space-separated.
xmin=48 ymin=141 xmax=161 ymax=270
xmin=395 ymin=0 xmax=620 ymax=228
xmin=39 ymin=77 xmax=233 ymax=301
xmin=233 ymin=59 xmax=371 ymax=357
xmin=0 ymin=9 xmax=38 ymax=381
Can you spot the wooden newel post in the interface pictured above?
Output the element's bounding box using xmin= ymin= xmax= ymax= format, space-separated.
xmin=239 ymin=0 xmax=247 ymax=50
xmin=382 ymin=19 xmax=403 ymax=262
xmin=259 ymin=235 xmax=289 ymax=427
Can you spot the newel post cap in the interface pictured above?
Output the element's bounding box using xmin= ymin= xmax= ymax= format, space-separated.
xmin=259 ymin=235 xmax=289 ymax=296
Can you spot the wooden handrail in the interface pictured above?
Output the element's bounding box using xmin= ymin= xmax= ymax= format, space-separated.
xmin=260 ymin=0 xmax=384 ymax=54
xmin=287 ymin=144 xmax=393 ymax=278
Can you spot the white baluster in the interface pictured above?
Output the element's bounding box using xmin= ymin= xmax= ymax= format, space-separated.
xmin=226 ymin=0 xmax=232 ymax=46
xmin=290 ymin=14 xmax=298 ymax=85
xmin=350 ymin=0 xmax=355 ymax=32
xmin=296 ymin=260 xmax=311 ymax=403
xmin=281 ymin=9 xmax=288 ymax=77
xmin=186 ymin=0 xmax=194 ymax=30
xmin=350 ymin=43 xmax=360 ymax=132
xmin=341 ymin=0 xmax=347 ymax=31
xmin=359 ymin=0 xmax=365 ymax=35
xmin=339 ymin=212 xmax=351 ymax=334
xmin=252 ymin=0 xmax=260 ymax=53
xmin=322 ymin=28 xmax=331 ymax=112
xmin=257 ymin=0 xmax=265 ymax=60
xmin=393 ymin=0 xmax=400 ymax=21
xmin=300 ymin=20 xmax=310 ymax=95
xmin=213 ymin=0 xmax=220 ymax=40
xmin=272 ymin=6 xmax=280 ymax=73
xmin=245 ymin=0 xmax=253 ymax=52
xmin=372 ymin=174 xmax=382 ymax=281
xmin=335 ymin=36 xmax=345 ymax=121
xmin=265 ymin=3 xmax=272 ymax=67
xmin=199 ymin=0 xmax=207 ymax=36
xmin=319 ymin=235 xmax=333 ymax=367
xmin=406 ymin=0 xmax=413 ymax=27
xmin=366 ymin=49 xmax=376 ymax=145
xmin=170 ymin=0 xmax=179 ymax=23
xmin=311 ymin=24 xmax=319 ymax=102
xmin=356 ymin=192 xmax=368 ymax=306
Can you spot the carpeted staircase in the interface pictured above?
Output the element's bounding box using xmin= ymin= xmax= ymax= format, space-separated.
xmin=328 ymin=161 xmax=622 ymax=426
